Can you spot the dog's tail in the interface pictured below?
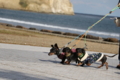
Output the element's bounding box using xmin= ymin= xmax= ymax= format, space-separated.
xmin=105 ymin=54 xmax=118 ymax=57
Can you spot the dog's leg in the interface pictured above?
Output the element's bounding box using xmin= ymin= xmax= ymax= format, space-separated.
xmin=97 ymin=65 xmax=103 ymax=68
xmin=60 ymin=56 xmax=66 ymax=64
xmin=98 ymin=62 xmax=108 ymax=69
xmin=105 ymin=62 xmax=108 ymax=69
xmin=80 ymin=62 xmax=85 ymax=66
xmin=65 ymin=58 xmax=71 ymax=65
xmin=65 ymin=61 xmax=70 ymax=64
xmin=97 ymin=61 xmax=104 ymax=68
xmin=86 ymin=60 xmax=91 ymax=66
xmin=76 ymin=62 xmax=83 ymax=66
xmin=98 ymin=56 xmax=108 ymax=69
xmin=86 ymin=63 xmax=92 ymax=66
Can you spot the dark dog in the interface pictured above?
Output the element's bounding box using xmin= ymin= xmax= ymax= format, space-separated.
xmin=48 ymin=43 xmax=78 ymax=64
xmin=63 ymin=47 xmax=79 ymax=65
xmin=76 ymin=48 xmax=117 ymax=69
xmin=48 ymin=43 xmax=66 ymax=64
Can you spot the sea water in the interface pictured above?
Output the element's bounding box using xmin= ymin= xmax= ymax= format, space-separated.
xmin=0 ymin=9 xmax=120 ymax=39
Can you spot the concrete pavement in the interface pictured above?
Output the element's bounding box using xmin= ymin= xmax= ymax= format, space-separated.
xmin=0 ymin=43 xmax=119 ymax=80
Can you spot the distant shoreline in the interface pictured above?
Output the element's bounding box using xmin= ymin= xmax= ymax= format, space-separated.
xmin=0 ymin=8 xmax=117 ymax=17
xmin=75 ymin=12 xmax=118 ymax=18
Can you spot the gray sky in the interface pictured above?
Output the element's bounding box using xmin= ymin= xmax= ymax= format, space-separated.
xmin=70 ymin=0 xmax=120 ymax=17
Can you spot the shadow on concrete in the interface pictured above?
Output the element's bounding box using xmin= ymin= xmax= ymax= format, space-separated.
xmin=39 ymin=59 xmax=60 ymax=64
xmin=0 ymin=69 xmax=60 ymax=80
xmin=39 ymin=59 xmax=119 ymax=70
xmin=115 ymin=72 xmax=120 ymax=74
xmin=94 ymin=62 xmax=117 ymax=69
xmin=43 ymin=52 xmax=49 ymax=54
xmin=39 ymin=59 xmax=76 ymax=66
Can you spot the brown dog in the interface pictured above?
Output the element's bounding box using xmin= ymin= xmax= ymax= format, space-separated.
xmin=48 ymin=43 xmax=66 ymax=64
xmin=76 ymin=48 xmax=117 ymax=69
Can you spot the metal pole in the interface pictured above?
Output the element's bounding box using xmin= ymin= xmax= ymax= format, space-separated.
xmin=118 ymin=34 xmax=120 ymax=63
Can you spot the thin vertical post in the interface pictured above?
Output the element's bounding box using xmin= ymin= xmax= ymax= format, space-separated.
xmin=118 ymin=33 xmax=120 ymax=61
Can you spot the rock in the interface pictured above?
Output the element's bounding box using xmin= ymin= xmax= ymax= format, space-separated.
xmin=0 ymin=23 xmax=8 ymax=26
xmin=16 ymin=25 xmax=26 ymax=29
xmin=0 ymin=23 xmax=15 ymax=27
xmin=72 ymin=33 xmax=80 ymax=36
xmin=40 ymin=29 xmax=52 ymax=33
xmin=0 ymin=0 xmax=74 ymax=15
xmin=52 ymin=31 xmax=62 ymax=34
xmin=0 ymin=0 xmax=21 ymax=9
xmin=29 ymin=27 xmax=37 ymax=30
xmin=83 ymin=35 xmax=99 ymax=40
xmin=63 ymin=32 xmax=79 ymax=36
xmin=26 ymin=0 xmax=74 ymax=15
xmin=6 ymin=24 xmax=15 ymax=27
xmin=104 ymin=38 xmax=119 ymax=42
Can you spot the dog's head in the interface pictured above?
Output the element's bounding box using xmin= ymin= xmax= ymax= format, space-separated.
xmin=76 ymin=48 xmax=85 ymax=56
xmin=48 ymin=43 xmax=59 ymax=56
xmin=62 ymin=47 xmax=71 ymax=57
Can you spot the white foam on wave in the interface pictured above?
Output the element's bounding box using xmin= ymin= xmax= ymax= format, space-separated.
xmin=0 ymin=17 xmax=119 ymax=37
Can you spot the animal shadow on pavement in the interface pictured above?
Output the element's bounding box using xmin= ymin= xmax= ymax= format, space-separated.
xmin=115 ymin=72 xmax=120 ymax=74
xmin=39 ymin=59 xmax=60 ymax=64
xmin=94 ymin=62 xmax=117 ymax=69
xmin=39 ymin=59 xmax=76 ymax=66
xmin=43 ymin=52 xmax=49 ymax=54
